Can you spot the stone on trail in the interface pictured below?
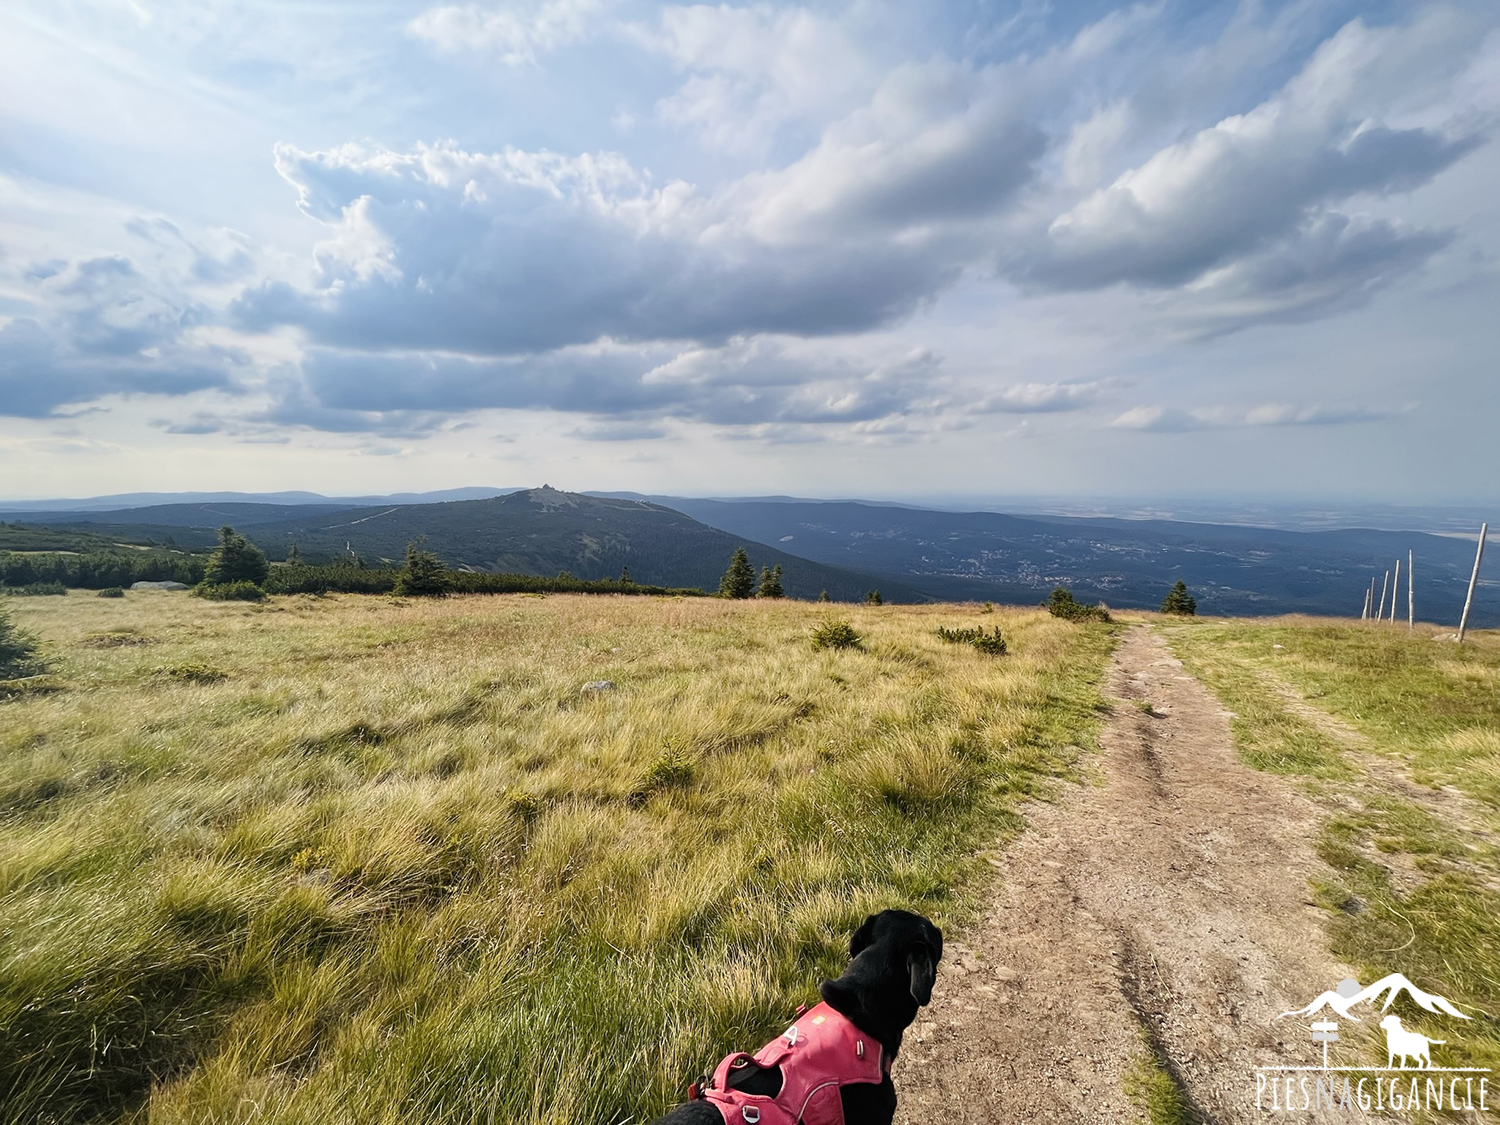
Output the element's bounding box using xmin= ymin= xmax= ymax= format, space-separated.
xmin=580 ymin=680 xmax=617 ymax=694
xmin=130 ymin=581 xmax=190 ymax=591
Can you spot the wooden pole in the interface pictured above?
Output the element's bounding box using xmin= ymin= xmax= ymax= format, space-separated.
xmin=1362 ymin=587 xmax=1370 ymax=620
xmin=1378 ymin=570 xmax=1390 ymax=621
xmin=1407 ymin=550 xmax=1414 ymax=631
xmin=1390 ymin=559 xmax=1400 ymax=623
xmin=1457 ymin=522 xmax=1488 ymax=643
xmin=1368 ymin=576 xmax=1377 ymax=622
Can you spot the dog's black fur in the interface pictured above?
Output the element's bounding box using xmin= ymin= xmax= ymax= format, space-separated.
xmin=652 ymin=909 xmax=942 ymax=1125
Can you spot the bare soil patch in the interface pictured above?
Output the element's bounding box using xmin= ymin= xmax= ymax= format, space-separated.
xmin=895 ymin=626 xmax=1384 ymax=1124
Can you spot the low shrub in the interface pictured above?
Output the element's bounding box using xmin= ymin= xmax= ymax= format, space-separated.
xmin=192 ymin=581 xmax=267 ymax=602
xmin=97 ymin=587 xmax=126 ymax=598
xmin=936 ymin=624 xmax=1008 ymax=656
xmin=1047 ymin=587 xmax=1111 ymax=623
xmin=810 ymin=618 xmax=862 ymax=651
xmin=6 ymin=581 xmax=67 ymax=596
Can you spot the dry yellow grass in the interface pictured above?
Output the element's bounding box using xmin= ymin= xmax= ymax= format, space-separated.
xmin=1 ymin=590 xmax=1114 ymax=1124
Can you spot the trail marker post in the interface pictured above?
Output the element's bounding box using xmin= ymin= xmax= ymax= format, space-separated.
xmin=1390 ymin=559 xmax=1400 ymax=623
xmin=1458 ymin=522 xmax=1488 ymax=644
xmin=1310 ymin=1019 xmax=1339 ymax=1070
xmin=1408 ymin=550 xmax=1414 ymax=631
xmin=1378 ymin=571 xmax=1390 ymax=621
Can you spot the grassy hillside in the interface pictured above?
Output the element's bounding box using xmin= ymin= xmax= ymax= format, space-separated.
xmin=1 ymin=591 xmax=1114 ymax=1124
xmin=1164 ymin=618 xmax=1500 ymax=1073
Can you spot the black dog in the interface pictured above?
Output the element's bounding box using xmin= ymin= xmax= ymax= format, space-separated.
xmin=653 ymin=909 xmax=942 ymax=1124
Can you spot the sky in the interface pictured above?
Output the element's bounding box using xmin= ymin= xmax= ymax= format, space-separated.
xmin=1 ymin=0 xmax=1498 ymax=505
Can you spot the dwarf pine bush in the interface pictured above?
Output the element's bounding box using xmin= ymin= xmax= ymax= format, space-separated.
xmin=810 ymin=618 xmax=862 ymax=650
xmin=1047 ymin=587 xmax=1111 ymax=623
xmin=936 ymin=625 xmax=1008 ymax=656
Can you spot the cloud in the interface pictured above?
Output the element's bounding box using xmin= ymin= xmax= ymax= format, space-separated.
xmin=569 ymin=420 xmax=670 ymax=442
xmin=1016 ymin=12 xmax=1484 ymax=321
xmin=1110 ymin=402 xmax=1391 ymax=432
xmin=249 ymin=338 xmax=956 ymax=433
xmin=229 ymin=134 xmax=995 ymax=353
xmin=977 ymin=380 xmax=1101 ymax=413
xmin=639 ymin=3 xmax=874 ymax=153
xmin=408 ymin=0 xmax=605 ymax=65
xmin=0 ymin=317 xmax=230 ymax=417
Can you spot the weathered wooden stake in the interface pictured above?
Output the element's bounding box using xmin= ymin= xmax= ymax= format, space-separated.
xmin=1407 ymin=550 xmax=1414 ymax=631
xmin=1368 ymin=576 xmax=1377 ymax=622
xmin=1390 ymin=559 xmax=1400 ymax=623
xmin=1378 ymin=570 xmax=1390 ymax=621
xmin=1457 ymin=522 xmax=1489 ymax=644
xmin=1362 ymin=587 xmax=1370 ymax=620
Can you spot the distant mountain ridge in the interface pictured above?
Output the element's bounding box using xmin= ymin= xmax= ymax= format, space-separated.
xmin=1 ymin=488 xmax=913 ymax=603
xmin=3 ymin=488 xmax=1493 ymax=623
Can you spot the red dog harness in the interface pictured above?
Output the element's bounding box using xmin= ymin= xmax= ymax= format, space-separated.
xmin=691 ymin=1002 xmax=887 ymax=1125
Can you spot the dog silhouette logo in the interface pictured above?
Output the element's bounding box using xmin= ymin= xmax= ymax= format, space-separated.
xmin=1378 ymin=1015 xmax=1444 ymax=1070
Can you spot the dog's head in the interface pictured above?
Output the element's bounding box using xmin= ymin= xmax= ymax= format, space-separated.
xmin=1380 ymin=1015 xmax=1403 ymax=1031
xmin=819 ymin=909 xmax=943 ymax=1052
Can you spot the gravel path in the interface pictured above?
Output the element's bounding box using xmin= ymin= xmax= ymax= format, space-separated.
xmin=893 ymin=626 xmax=1384 ymax=1124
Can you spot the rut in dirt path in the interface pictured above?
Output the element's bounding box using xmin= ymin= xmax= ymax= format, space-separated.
xmin=893 ymin=626 xmax=1378 ymax=1125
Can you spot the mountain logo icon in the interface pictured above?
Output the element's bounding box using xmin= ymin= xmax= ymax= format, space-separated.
xmin=1278 ymin=973 xmax=1472 ymax=1023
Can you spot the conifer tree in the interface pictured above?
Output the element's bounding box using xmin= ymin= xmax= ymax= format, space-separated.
xmin=865 ymin=590 xmax=883 ymax=606
xmin=286 ymin=543 xmax=302 ymax=565
xmin=756 ymin=564 xmax=784 ymax=598
xmin=1161 ymin=580 xmax=1197 ymax=616
xmin=818 ymin=590 xmax=831 ymax=603
xmin=719 ymin=548 xmax=755 ymax=599
xmin=0 ymin=602 xmax=45 ymax=679
xmin=395 ymin=540 xmax=451 ymax=597
xmin=620 ymin=565 xmax=632 ymax=584
xmin=203 ymin=525 xmax=269 ymax=586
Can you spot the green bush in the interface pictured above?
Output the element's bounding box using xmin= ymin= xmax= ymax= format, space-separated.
xmin=0 ymin=603 xmax=46 ymax=678
xmin=865 ymin=590 xmax=883 ymax=606
xmin=97 ymin=587 xmax=126 ymax=599
xmin=1160 ymin=580 xmax=1197 ymax=616
xmin=7 ymin=582 xmax=67 ymax=596
xmin=1047 ymin=587 xmax=1111 ymax=623
xmin=810 ymin=618 xmax=862 ymax=651
xmin=936 ymin=625 xmax=1007 ymax=656
xmin=192 ymin=581 xmax=266 ymax=602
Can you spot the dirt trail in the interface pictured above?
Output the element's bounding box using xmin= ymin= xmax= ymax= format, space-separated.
xmin=894 ymin=626 xmax=1379 ymax=1124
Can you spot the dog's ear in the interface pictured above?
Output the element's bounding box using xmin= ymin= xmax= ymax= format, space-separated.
xmin=849 ymin=914 xmax=879 ymax=959
xmin=908 ymin=944 xmax=937 ymax=1006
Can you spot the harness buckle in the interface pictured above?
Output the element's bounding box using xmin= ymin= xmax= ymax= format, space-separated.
xmin=742 ymin=1109 xmax=761 ymax=1124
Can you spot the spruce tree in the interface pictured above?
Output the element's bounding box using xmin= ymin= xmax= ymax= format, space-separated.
xmin=756 ymin=564 xmax=784 ymax=598
xmin=203 ymin=525 xmax=269 ymax=586
xmin=0 ymin=602 xmax=45 ymax=679
xmin=818 ymin=590 xmax=831 ymax=603
xmin=286 ymin=543 xmax=302 ymax=565
xmin=1161 ymin=580 xmax=1197 ymax=616
xmin=865 ymin=590 xmax=883 ymax=606
xmin=719 ymin=548 xmax=755 ymax=599
xmin=620 ymin=565 xmax=632 ymax=584
xmin=394 ymin=541 xmax=451 ymax=597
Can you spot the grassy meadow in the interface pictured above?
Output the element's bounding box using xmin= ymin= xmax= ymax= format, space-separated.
xmin=1164 ymin=618 xmax=1500 ymax=1074
xmin=1 ymin=590 xmax=1115 ymax=1125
